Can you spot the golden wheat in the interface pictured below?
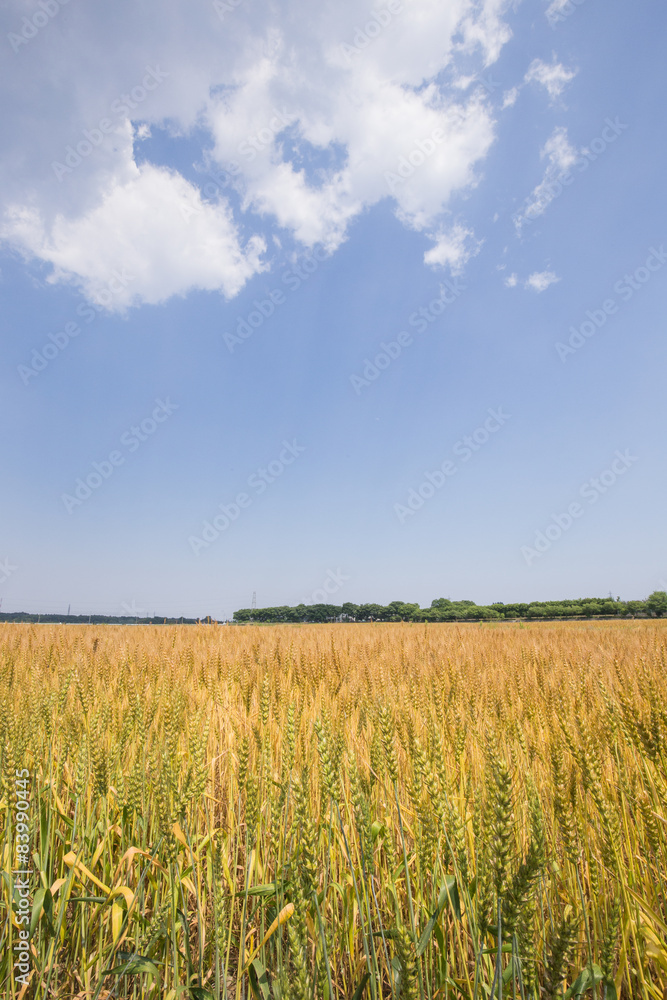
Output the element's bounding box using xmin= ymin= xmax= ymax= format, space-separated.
xmin=1 ymin=621 xmax=666 ymax=999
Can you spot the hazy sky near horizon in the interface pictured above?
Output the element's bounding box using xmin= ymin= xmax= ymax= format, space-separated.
xmin=1 ymin=0 xmax=665 ymax=619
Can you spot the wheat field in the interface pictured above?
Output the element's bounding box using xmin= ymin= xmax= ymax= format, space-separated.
xmin=1 ymin=621 xmax=667 ymax=999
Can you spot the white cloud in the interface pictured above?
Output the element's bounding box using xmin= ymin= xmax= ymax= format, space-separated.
xmin=2 ymin=159 xmax=266 ymax=308
xmin=524 ymin=57 xmax=577 ymax=100
xmin=457 ymin=0 xmax=513 ymax=65
xmin=525 ymin=270 xmax=559 ymax=292
xmin=204 ymin=31 xmax=498 ymax=247
xmin=502 ymin=87 xmax=519 ymax=109
xmin=545 ymin=0 xmax=572 ymax=21
xmin=0 ymin=0 xmax=514 ymax=310
xmin=504 ymin=272 xmax=518 ymax=287
xmin=514 ymin=126 xmax=578 ymax=230
xmin=423 ymin=224 xmax=481 ymax=272
xmin=541 ymin=125 xmax=578 ymax=172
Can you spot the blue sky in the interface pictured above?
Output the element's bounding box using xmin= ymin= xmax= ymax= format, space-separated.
xmin=1 ymin=0 xmax=665 ymax=619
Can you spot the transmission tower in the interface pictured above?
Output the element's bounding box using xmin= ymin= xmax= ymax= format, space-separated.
xmin=252 ymin=591 xmax=257 ymax=609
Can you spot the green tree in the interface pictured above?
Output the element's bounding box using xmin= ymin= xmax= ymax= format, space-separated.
xmin=356 ymin=603 xmax=386 ymax=621
xmin=386 ymin=600 xmax=420 ymax=621
xmin=647 ymin=591 xmax=667 ymax=617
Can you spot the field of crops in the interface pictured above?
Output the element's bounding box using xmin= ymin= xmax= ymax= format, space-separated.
xmin=1 ymin=621 xmax=667 ymax=999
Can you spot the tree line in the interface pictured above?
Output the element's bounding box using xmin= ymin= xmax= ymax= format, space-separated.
xmin=0 ymin=613 xmax=201 ymax=625
xmin=233 ymin=592 xmax=667 ymax=623
xmin=2 ymin=593 xmax=665 ymax=625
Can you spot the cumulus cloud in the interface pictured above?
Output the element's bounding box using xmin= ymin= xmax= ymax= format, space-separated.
xmin=203 ymin=10 xmax=499 ymax=247
xmin=0 ymin=0 xmax=514 ymax=311
xmin=498 ymin=56 xmax=575 ymax=112
xmin=514 ymin=126 xmax=578 ymax=231
xmin=525 ymin=269 xmax=560 ymax=292
xmin=502 ymin=87 xmax=519 ymax=109
xmin=501 ymin=268 xmax=559 ymax=291
xmin=524 ymin=57 xmax=577 ymax=100
xmin=1 ymin=158 xmax=266 ymax=308
xmin=423 ymin=224 xmax=481 ymax=272
xmin=545 ymin=0 xmax=573 ymax=24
